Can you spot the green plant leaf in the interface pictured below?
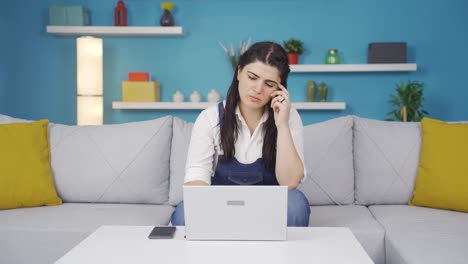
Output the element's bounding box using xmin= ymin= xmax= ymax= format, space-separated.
xmin=386 ymin=80 xmax=428 ymax=122
xmin=283 ymin=38 xmax=304 ymax=54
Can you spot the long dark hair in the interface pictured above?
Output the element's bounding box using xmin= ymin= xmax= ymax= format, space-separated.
xmin=219 ymin=41 xmax=290 ymax=172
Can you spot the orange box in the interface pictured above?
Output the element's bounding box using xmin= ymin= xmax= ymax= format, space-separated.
xmin=128 ymin=72 xmax=149 ymax=81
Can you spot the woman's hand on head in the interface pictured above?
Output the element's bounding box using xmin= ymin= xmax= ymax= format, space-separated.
xmin=270 ymin=83 xmax=291 ymax=129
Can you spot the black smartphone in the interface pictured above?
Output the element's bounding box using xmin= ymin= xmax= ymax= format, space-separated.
xmin=148 ymin=226 xmax=176 ymax=239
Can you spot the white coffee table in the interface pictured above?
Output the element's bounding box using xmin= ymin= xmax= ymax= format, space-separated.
xmin=55 ymin=226 xmax=374 ymax=264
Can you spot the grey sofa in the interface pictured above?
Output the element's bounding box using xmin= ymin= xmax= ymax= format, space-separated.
xmin=0 ymin=114 xmax=467 ymax=264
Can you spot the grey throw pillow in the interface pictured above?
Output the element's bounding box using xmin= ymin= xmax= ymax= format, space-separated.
xmin=169 ymin=117 xmax=194 ymax=205
xmin=298 ymin=115 xmax=354 ymax=205
xmin=353 ymin=116 xmax=421 ymax=205
xmin=49 ymin=116 xmax=173 ymax=204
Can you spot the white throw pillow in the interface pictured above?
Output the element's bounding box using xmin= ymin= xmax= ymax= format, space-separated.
xmin=298 ymin=115 xmax=354 ymax=205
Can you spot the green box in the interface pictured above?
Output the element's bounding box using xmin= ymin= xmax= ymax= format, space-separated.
xmin=49 ymin=5 xmax=89 ymax=26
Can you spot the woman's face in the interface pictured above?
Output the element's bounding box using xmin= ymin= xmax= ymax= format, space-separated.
xmin=237 ymin=61 xmax=281 ymax=111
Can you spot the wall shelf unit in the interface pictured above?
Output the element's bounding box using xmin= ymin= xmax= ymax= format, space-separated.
xmin=112 ymin=102 xmax=346 ymax=110
xmin=290 ymin=63 xmax=417 ymax=72
xmin=46 ymin=26 xmax=184 ymax=36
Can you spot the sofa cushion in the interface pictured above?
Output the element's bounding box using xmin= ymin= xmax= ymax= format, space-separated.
xmin=0 ymin=120 xmax=62 ymax=210
xmin=0 ymin=114 xmax=28 ymax=123
xmin=299 ymin=116 xmax=354 ymax=205
xmin=409 ymin=118 xmax=468 ymax=212
xmin=369 ymin=205 xmax=468 ymax=264
xmin=0 ymin=203 xmax=174 ymax=264
xmin=169 ymin=115 xmax=355 ymax=206
xmin=49 ymin=116 xmax=173 ymax=204
xmin=353 ymin=116 xmax=421 ymax=205
xmin=169 ymin=117 xmax=194 ymax=205
xmin=0 ymin=203 xmax=173 ymax=231
xmin=309 ymin=205 xmax=385 ymax=264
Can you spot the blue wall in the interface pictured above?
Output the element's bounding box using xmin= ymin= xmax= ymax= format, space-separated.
xmin=2 ymin=0 xmax=468 ymax=124
xmin=0 ymin=3 xmax=12 ymax=113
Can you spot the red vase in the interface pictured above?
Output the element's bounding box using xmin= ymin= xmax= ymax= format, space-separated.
xmin=114 ymin=0 xmax=127 ymax=26
xmin=288 ymin=53 xmax=298 ymax=64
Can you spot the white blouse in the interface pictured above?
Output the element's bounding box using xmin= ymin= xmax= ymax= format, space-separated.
xmin=184 ymin=101 xmax=306 ymax=184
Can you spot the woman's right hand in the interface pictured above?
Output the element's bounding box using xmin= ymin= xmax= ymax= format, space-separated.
xmin=270 ymin=83 xmax=291 ymax=129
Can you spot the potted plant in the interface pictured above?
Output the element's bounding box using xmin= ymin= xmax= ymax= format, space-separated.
xmin=283 ymin=38 xmax=304 ymax=65
xmin=387 ymin=80 xmax=428 ymax=122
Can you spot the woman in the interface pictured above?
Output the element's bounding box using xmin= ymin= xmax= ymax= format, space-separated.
xmin=171 ymin=41 xmax=310 ymax=226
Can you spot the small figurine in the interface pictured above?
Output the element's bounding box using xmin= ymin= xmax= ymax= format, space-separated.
xmin=160 ymin=2 xmax=175 ymax=26
xmin=114 ymin=0 xmax=127 ymax=26
xmin=207 ymin=89 xmax=221 ymax=103
xmin=173 ymin=90 xmax=184 ymax=102
xmin=319 ymin=82 xmax=328 ymax=102
xmin=190 ymin=91 xmax=202 ymax=103
xmin=306 ymin=80 xmax=317 ymax=102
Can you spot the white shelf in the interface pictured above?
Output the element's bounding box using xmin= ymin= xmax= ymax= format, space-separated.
xmin=113 ymin=102 xmax=215 ymax=110
xmin=292 ymin=102 xmax=346 ymax=110
xmin=112 ymin=102 xmax=346 ymax=110
xmin=46 ymin=26 xmax=184 ymax=36
xmin=290 ymin=63 xmax=417 ymax=72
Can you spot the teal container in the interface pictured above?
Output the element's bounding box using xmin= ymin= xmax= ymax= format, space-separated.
xmin=49 ymin=5 xmax=89 ymax=26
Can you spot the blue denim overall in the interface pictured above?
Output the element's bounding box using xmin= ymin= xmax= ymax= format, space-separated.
xmin=170 ymin=102 xmax=310 ymax=226
xmin=212 ymin=102 xmax=279 ymax=186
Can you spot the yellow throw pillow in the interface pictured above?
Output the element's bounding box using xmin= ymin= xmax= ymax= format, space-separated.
xmin=0 ymin=120 xmax=62 ymax=210
xmin=409 ymin=117 xmax=468 ymax=212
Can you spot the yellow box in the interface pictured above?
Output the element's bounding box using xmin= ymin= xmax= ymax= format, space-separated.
xmin=122 ymin=81 xmax=160 ymax=102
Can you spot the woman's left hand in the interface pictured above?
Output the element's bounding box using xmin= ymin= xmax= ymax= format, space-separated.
xmin=270 ymin=83 xmax=290 ymax=128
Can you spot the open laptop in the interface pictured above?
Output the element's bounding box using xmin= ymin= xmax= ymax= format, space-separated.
xmin=183 ymin=185 xmax=288 ymax=241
